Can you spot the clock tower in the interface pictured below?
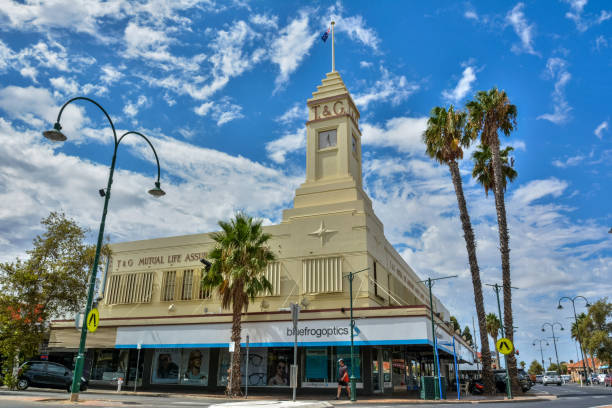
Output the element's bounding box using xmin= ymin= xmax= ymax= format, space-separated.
xmin=282 ymin=71 xmax=377 ymax=223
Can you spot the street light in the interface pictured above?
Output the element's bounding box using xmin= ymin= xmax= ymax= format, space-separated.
xmin=532 ymin=339 xmax=549 ymax=372
xmin=343 ymin=267 xmax=369 ymax=402
xmin=558 ymin=295 xmax=590 ymax=385
xmin=541 ymin=322 xmax=563 ymax=376
xmin=44 ymin=97 xmax=165 ymax=402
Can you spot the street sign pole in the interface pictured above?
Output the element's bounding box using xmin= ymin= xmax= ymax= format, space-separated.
xmin=291 ymin=303 xmax=299 ymax=402
xmin=245 ymin=335 xmax=249 ymax=399
xmin=134 ymin=343 xmax=141 ymax=393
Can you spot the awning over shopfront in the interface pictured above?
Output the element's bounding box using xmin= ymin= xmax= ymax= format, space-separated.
xmin=113 ymin=315 xmax=474 ymax=363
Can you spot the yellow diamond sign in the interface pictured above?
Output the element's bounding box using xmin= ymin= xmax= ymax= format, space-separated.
xmin=496 ymin=337 xmax=514 ymax=355
xmin=86 ymin=308 xmax=99 ymax=333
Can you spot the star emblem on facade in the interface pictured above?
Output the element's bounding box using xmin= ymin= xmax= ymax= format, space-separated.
xmin=308 ymin=220 xmax=337 ymax=247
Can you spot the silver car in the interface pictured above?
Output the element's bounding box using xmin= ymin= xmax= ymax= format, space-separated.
xmin=542 ymin=371 xmax=562 ymax=386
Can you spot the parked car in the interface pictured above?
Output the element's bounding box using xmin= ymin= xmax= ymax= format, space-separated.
xmin=590 ymin=374 xmax=600 ymax=384
xmin=542 ymin=371 xmax=562 ymax=386
xmin=17 ymin=361 xmax=87 ymax=392
xmin=493 ymin=369 xmax=531 ymax=392
xmin=561 ymin=374 xmax=571 ymax=383
xmin=597 ymin=373 xmax=606 ymax=384
xmin=535 ymin=374 xmax=543 ymax=383
xmin=604 ymin=374 xmax=612 ymax=387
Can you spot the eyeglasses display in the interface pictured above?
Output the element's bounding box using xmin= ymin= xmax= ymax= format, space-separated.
xmin=151 ymin=349 xmax=210 ymax=385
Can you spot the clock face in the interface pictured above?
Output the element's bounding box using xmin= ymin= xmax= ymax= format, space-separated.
xmin=318 ymin=129 xmax=337 ymax=149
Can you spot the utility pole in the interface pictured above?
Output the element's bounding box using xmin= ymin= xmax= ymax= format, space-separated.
xmin=542 ymin=322 xmax=563 ymax=377
xmin=486 ymin=283 xmax=518 ymax=399
xmin=532 ymin=339 xmax=549 ymax=373
xmin=419 ymin=275 xmax=458 ymax=400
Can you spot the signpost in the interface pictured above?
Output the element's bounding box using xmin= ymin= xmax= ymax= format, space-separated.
xmin=245 ymin=335 xmax=249 ymax=398
xmin=290 ymin=303 xmax=300 ymax=401
xmin=86 ymin=308 xmax=99 ymax=333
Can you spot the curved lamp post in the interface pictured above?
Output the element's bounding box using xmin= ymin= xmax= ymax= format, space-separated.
xmin=541 ymin=322 xmax=563 ymax=376
xmin=558 ymin=296 xmax=590 ymax=385
xmin=532 ymin=338 xmax=549 ymax=373
xmin=44 ymin=97 xmax=165 ymax=401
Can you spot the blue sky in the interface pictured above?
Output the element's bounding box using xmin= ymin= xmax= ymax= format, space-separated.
xmin=0 ymin=1 xmax=610 ymax=369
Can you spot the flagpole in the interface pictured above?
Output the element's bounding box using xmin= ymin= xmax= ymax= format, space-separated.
xmin=331 ymin=20 xmax=335 ymax=72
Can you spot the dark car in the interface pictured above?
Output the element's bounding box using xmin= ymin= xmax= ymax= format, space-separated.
xmin=494 ymin=369 xmax=531 ymax=392
xmin=17 ymin=361 xmax=87 ymax=392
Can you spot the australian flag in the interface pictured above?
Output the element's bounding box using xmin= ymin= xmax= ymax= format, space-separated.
xmin=321 ymin=27 xmax=330 ymax=42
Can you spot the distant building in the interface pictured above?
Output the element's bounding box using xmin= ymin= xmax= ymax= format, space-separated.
xmin=49 ymin=70 xmax=475 ymax=395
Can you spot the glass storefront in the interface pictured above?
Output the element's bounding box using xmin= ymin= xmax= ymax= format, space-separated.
xmin=151 ymin=348 xmax=210 ymax=385
xmin=303 ymin=346 xmax=362 ymax=388
xmin=218 ymin=347 xmax=292 ymax=387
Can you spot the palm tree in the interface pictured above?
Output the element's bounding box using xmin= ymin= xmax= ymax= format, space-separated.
xmin=201 ymin=213 xmax=276 ymax=397
xmin=486 ymin=313 xmax=502 ymax=368
xmin=423 ymin=105 xmax=496 ymax=395
xmin=472 ymin=145 xmax=517 ymax=197
xmin=466 ymin=88 xmax=519 ymax=392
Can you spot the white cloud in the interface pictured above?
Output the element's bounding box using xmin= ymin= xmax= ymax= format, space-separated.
xmin=360 ymin=61 xmax=372 ymax=68
xmin=353 ymin=66 xmax=419 ymax=110
xmin=594 ymin=121 xmax=608 ymax=139
xmin=276 ymin=104 xmax=307 ymax=125
xmin=537 ymin=58 xmax=572 ymax=125
xmin=194 ymin=98 xmax=244 ymax=126
xmin=511 ymin=178 xmax=567 ymax=205
xmin=270 ymin=12 xmax=317 ymax=91
xmin=19 ymin=66 xmax=38 ymax=82
xmin=595 ymin=35 xmax=608 ymax=51
xmin=506 ymin=3 xmax=538 ymax=55
xmin=464 ymin=10 xmax=479 ymax=20
xmin=0 ymin=85 xmax=85 ymax=134
xmin=337 ymin=15 xmax=380 ymax=51
xmin=361 ymin=116 xmax=428 ymax=153
xmin=100 ymin=64 xmax=124 ymax=85
xmin=265 ymin=128 xmax=306 ymax=163
xmin=552 ymin=154 xmax=586 ymax=168
xmin=250 ymin=13 xmax=278 ymax=28
xmin=564 ymin=0 xmax=612 ymax=31
xmin=442 ymin=66 xmax=476 ymax=104
xmin=123 ymin=95 xmax=149 ymax=118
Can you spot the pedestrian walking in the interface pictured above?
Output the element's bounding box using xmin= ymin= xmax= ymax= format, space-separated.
xmin=336 ymin=359 xmax=350 ymax=400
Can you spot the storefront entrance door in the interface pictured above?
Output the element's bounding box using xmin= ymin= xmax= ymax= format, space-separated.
xmin=392 ymin=351 xmax=406 ymax=393
xmin=371 ymin=349 xmax=382 ymax=393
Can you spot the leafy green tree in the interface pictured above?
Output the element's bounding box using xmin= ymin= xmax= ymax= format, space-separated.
xmin=462 ymin=326 xmax=473 ymax=345
xmin=0 ymin=212 xmax=109 ymax=388
xmin=528 ymin=360 xmax=543 ymax=375
xmin=519 ymin=361 xmax=526 ymax=369
xmin=585 ymin=298 xmax=612 ymax=364
xmin=486 ymin=313 xmax=502 ymax=367
xmin=450 ymin=316 xmax=461 ymax=332
xmin=467 ymin=87 xmax=520 ymax=393
xmin=423 ymin=105 xmax=495 ymax=395
xmin=201 ymin=213 xmax=275 ymax=397
xmin=572 ymin=313 xmax=594 ymax=374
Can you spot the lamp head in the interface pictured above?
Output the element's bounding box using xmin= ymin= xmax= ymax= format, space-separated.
xmin=541 ymin=328 xmax=545 ymax=332
xmin=560 ymin=326 xmax=564 ymax=331
xmin=43 ymin=122 xmax=66 ymax=142
xmin=557 ymin=304 xmax=563 ymax=310
xmin=148 ymin=181 xmax=166 ymax=197
xmin=586 ymin=302 xmax=591 ymax=307
xmin=200 ymin=258 xmax=211 ymax=271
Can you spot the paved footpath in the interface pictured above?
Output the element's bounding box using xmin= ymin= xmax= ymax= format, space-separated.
xmin=1 ymin=383 xmax=610 ymax=408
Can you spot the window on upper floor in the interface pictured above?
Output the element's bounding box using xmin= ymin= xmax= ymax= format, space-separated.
xmin=106 ymin=271 xmax=154 ymax=305
xmin=263 ymin=262 xmax=281 ymax=296
xmin=181 ymin=269 xmax=194 ymax=300
xmin=161 ymin=270 xmax=176 ymax=302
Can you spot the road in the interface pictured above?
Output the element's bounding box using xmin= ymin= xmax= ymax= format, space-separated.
xmin=0 ymin=383 xmax=611 ymax=407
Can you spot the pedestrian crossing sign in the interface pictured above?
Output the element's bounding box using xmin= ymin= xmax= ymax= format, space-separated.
xmin=87 ymin=308 xmax=99 ymax=333
xmin=496 ymin=337 xmax=514 ymax=355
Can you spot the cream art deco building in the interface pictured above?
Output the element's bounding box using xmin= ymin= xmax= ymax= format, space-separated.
xmin=49 ymin=70 xmax=475 ymax=395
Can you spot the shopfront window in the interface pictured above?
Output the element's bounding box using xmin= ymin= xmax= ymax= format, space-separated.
xmin=151 ymin=348 xmax=209 ymax=385
xmin=305 ymin=347 xmax=328 ymax=382
xmin=335 ymin=346 xmax=361 ymax=381
xmin=90 ymin=349 xmax=130 ymax=381
xmin=219 ymin=347 xmax=293 ymax=387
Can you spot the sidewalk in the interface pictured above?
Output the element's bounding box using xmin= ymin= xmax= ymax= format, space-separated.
xmin=0 ymin=386 xmax=558 ymax=405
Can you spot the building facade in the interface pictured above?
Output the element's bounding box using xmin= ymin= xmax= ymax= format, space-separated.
xmin=49 ymin=71 xmax=475 ymax=395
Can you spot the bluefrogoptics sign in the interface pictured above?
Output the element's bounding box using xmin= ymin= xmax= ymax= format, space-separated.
xmin=286 ymin=326 xmax=349 ymax=338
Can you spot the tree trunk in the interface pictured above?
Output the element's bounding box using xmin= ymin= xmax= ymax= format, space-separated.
xmin=227 ymin=299 xmax=243 ymax=397
xmin=487 ymin=135 xmax=520 ymax=394
xmin=492 ymin=335 xmax=500 ymax=368
xmin=448 ymin=160 xmax=495 ymax=395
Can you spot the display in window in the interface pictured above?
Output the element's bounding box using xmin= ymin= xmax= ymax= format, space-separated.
xmin=217 ymin=350 xmax=231 ymax=386
xmin=152 ymin=349 xmax=180 ymax=383
xmin=181 ymin=349 xmax=210 ymax=385
xmin=305 ymin=347 xmax=328 ymax=381
xmin=267 ymin=348 xmax=291 ymax=386
xmin=241 ymin=348 xmax=268 ymax=386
